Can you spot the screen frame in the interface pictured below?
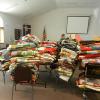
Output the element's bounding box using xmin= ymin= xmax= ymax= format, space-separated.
xmin=66 ymin=16 xmax=91 ymax=34
xmin=85 ymin=63 xmax=100 ymax=79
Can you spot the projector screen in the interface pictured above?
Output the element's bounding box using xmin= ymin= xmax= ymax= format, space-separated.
xmin=67 ymin=16 xmax=90 ymax=34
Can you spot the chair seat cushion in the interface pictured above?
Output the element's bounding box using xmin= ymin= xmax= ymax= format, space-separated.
xmin=10 ymin=74 xmax=37 ymax=83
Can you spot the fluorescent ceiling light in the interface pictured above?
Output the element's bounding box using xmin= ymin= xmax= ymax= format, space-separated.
xmin=0 ymin=3 xmax=11 ymax=12
xmin=0 ymin=3 xmax=18 ymax=12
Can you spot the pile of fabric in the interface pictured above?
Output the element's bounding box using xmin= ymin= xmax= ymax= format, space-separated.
xmin=2 ymin=34 xmax=56 ymax=72
xmin=0 ymin=50 xmax=4 ymax=60
xmin=0 ymin=48 xmax=10 ymax=61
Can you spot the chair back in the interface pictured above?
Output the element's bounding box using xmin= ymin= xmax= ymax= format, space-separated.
xmin=13 ymin=63 xmax=32 ymax=83
xmin=85 ymin=63 xmax=100 ymax=79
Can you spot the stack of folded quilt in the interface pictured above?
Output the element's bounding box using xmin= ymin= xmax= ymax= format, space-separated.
xmin=56 ymin=38 xmax=78 ymax=81
xmin=77 ymin=40 xmax=100 ymax=91
xmin=1 ymin=34 xmax=57 ymax=72
xmin=78 ymin=40 xmax=100 ymax=67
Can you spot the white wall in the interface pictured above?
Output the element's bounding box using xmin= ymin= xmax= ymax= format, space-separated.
xmin=92 ymin=8 xmax=100 ymax=35
xmin=0 ymin=12 xmax=24 ymax=44
xmin=26 ymin=8 xmax=100 ymax=41
xmin=0 ymin=8 xmax=100 ymax=45
xmin=80 ymin=8 xmax=100 ymax=40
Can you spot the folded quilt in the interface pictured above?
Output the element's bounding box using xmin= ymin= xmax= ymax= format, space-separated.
xmin=81 ymin=58 xmax=100 ymax=67
xmin=56 ymin=67 xmax=73 ymax=77
xmin=80 ymin=44 xmax=100 ymax=51
xmin=10 ymin=53 xmax=55 ymax=63
xmin=8 ymin=43 xmax=37 ymax=50
xmin=38 ymin=47 xmax=57 ymax=54
xmin=60 ymin=48 xmax=77 ymax=59
xmin=76 ymin=78 xmax=100 ymax=92
xmin=59 ymin=75 xmax=71 ymax=82
xmin=78 ymin=54 xmax=100 ymax=59
xmin=10 ymin=50 xmax=38 ymax=57
xmin=0 ymin=56 xmax=4 ymax=61
xmin=40 ymin=41 xmax=57 ymax=47
xmin=21 ymin=34 xmax=40 ymax=43
xmin=80 ymin=50 xmax=100 ymax=54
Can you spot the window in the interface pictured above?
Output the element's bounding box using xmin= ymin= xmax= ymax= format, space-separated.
xmin=0 ymin=16 xmax=4 ymax=43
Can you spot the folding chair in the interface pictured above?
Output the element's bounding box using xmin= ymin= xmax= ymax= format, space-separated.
xmin=0 ymin=61 xmax=7 ymax=84
xmin=77 ymin=63 xmax=100 ymax=100
xmin=11 ymin=63 xmax=36 ymax=100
